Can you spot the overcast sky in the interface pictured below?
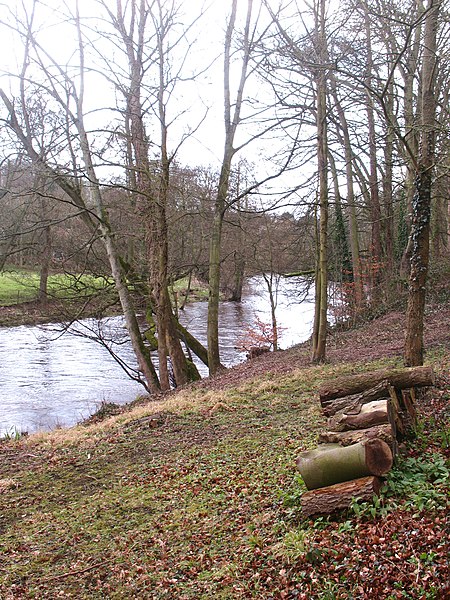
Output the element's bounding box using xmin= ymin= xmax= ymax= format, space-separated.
xmin=0 ymin=0 xmax=337 ymax=208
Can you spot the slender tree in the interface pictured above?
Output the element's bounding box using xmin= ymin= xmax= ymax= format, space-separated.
xmin=207 ymin=0 xmax=255 ymax=374
xmin=0 ymin=0 xmax=160 ymax=392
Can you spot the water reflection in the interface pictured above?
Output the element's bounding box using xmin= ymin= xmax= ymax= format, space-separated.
xmin=0 ymin=276 xmax=315 ymax=436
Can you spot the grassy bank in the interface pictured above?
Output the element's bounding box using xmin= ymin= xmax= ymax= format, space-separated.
xmin=0 ymin=268 xmax=112 ymax=306
xmin=0 ymin=269 xmax=209 ymax=328
xmin=0 ymin=341 xmax=448 ymax=598
xmin=0 ymin=268 xmax=208 ymax=308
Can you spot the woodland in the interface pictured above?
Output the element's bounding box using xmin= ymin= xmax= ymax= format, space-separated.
xmin=0 ymin=1 xmax=449 ymax=597
xmin=0 ymin=0 xmax=448 ymax=389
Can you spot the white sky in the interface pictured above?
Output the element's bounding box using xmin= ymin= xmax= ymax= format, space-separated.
xmin=0 ymin=0 xmax=342 ymax=207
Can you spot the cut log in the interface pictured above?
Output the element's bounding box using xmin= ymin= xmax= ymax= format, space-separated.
xmin=327 ymin=399 xmax=389 ymax=432
xmin=400 ymin=388 xmax=418 ymax=427
xmin=301 ymin=476 xmax=383 ymax=517
xmin=319 ymin=366 xmax=434 ymax=405
xmin=322 ymin=380 xmax=393 ymax=417
xmin=318 ymin=423 xmax=395 ymax=448
xmin=296 ymin=439 xmax=393 ymax=490
xmin=387 ymin=387 xmax=405 ymax=437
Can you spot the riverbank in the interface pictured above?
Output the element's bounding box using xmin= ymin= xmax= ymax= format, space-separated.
xmin=0 ymin=272 xmax=208 ymax=328
xmin=0 ymin=300 xmax=449 ymax=598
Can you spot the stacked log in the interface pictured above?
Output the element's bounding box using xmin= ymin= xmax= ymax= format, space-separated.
xmin=297 ymin=366 xmax=434 ymax=517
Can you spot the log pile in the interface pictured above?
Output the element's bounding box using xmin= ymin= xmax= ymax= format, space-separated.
xmin=297 ymin=366 xmax=434 ymax=517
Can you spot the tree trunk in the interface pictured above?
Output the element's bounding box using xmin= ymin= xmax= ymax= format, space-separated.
xmin=297 ymin=439 xmax=393 ymax=490
xmin=329 ymin=74 xmax=364 ymax=309
xmin=175 ymin=321 xmax=211 ymax=368
xmin=207 ymin=0 xmax=253 ymax=374
xmin=362 ymin=3 xmax=383 ymax=305
xmin=319 ymin=366 xmax=434 ymax=405
xmin=404 ymin=0 xmax=440 ymax=366
xmin=312 ymin=0 xmax=329 ymax=363
xmin=399 ymin=0 xmax=424 ymax=279
xmin=207 ymin=207 xmax=226 ymax=375
xmin=38 ymin=223 xmax=51 ymax=305
xmin=229 ymin=190 xmax=246 ymax=302
xmin=301 ymin=476 xmax=383 ymax=517
xmin=329 ymin=154 xmax=352 ymax=286
xmin=382 ymin=76 xmax=395 ymax=284
xmin=321 ymin=380 xmax=394 ymax=417
xmin=229 ymin=252 xmax=245 ymax=302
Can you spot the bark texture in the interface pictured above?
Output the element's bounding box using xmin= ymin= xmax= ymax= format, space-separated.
xmin=404 ymin=0 xmax=440 ymax=366
xmin=319 ymin=366 xmax=434 ymax=405
xmin=321 ymin=380 xmax=394 ymax=417
xmin=301 ymin=476 xmax=383 ymax=517
xmin=318 ymin=424 xmax=395 ymax=448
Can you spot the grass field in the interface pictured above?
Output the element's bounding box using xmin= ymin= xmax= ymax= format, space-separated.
xmin=0 ymin=268 xmax=112 ymax=306
xmin=0 ymin=268 xmax=208 ymax=307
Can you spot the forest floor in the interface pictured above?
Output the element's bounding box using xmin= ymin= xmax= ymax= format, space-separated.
xmin=0 ymin=299 xmax=449 ymax=599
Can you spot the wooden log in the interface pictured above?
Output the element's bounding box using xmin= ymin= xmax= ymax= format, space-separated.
xmin=319 ymin=366 xmax=434 ymax=405
xmin=400 ymin=388 xmax=418 ymax=427
xmin=322 ymin=380 xmax=393 ymax=417
xmin=301 ymin=476 xmax=383 ymax=517
xmin=318 ymin=424 xmax=395 ymax=448
xmin=327 ymin=399 xmax=389 ymax=432
xmin=296 ymin=439 xmax=393 ymax=490
xmin=387 ymin=387 xmax=405 ymax=437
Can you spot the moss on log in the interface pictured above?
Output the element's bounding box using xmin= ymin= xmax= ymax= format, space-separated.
xmin=296 ymin=439 xmax=393 ymax=490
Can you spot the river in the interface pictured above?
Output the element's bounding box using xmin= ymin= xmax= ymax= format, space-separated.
xmin=0 ymin=276 xmax=316 ymax=436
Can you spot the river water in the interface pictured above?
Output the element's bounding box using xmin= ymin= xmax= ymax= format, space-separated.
xmin=0 ymin=277 xmax=316 ymax=436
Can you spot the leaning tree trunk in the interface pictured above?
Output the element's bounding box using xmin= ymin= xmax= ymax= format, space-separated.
xmin=405 ymin=0 xmax=440 ymax=366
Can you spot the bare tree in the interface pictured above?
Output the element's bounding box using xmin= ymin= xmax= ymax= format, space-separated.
xmin=98 ymin=0 xmax=203 ymax=389
xmin=405 ymin=0 xmax=441 ymax=365
xmin=206 ymin=0 xmax=287 ymax=374
xmin=0 ymin=0 xmax=160 ymax=391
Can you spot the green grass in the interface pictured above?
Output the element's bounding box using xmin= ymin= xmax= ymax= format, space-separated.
xmin=0 ymin=267 xmax=112 ymax=306
xmin=0 ymin=353 xmax=448 ymax=598
xmin=171 ymin=275 xmax=209 ymax=303
xmin=0 ymin=269 xmax=207 ymax=308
